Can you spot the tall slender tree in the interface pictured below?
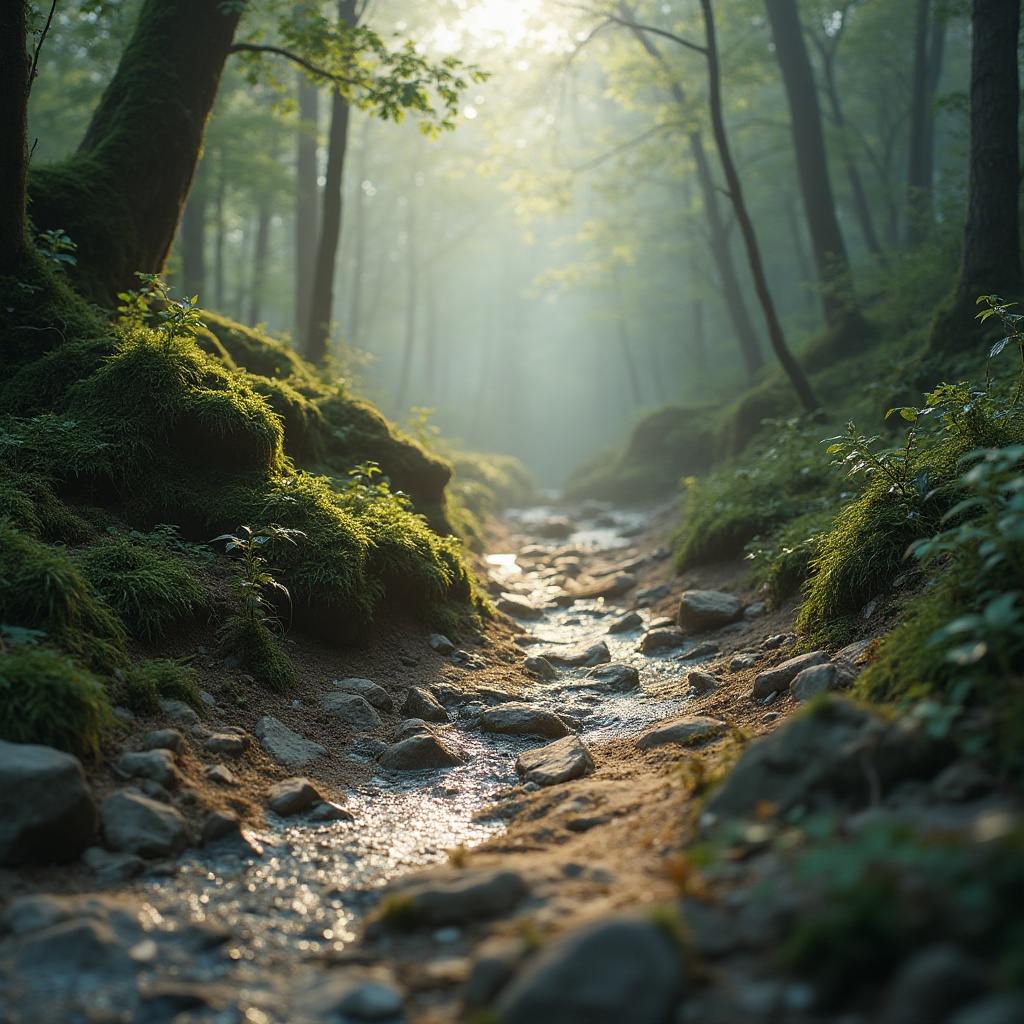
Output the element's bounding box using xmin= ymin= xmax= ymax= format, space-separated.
xmin=295 ymin=76 xmax=320 ymax=341
xmin=0 ymin=0 xmax=30 ymax=277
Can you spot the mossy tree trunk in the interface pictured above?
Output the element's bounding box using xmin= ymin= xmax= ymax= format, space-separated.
xmin=0 ymin=0 xmax=30 ymax=277
xmin=930 ymin=0 xmax=1021 ymax=354
xmin=28 ymin=0 xmax=244 ymax=304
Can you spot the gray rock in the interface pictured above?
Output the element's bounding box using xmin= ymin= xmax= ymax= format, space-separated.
xmin=481 ymin=703 xmax=570 ymax=739
xmin=573 ymin=573 xmax=637 ymax=600
xmin=2 ymin=894 xmax=71 ymax=936
xmin=931 ymin=761 xmax=996 ymax=803
xmin=141 ymin=728 xmax=185 ymax=754
xmin=639 ymin=629 xmax=687 ymax=653
xmin=379 ymin=734 xmax=466 ymax=771
xmin=100 ymin=790 xmax=189 ymax=859
xmin=951 ymin=992 xmax=1024 ymax=1024
xmin=299 ymin=969 xmax=405 ymax=1020
xmin=394 ymin=718 xmax=433 ymax=742
xmin=331 ymin=677 xmax=394 ymax=712
xmin=730 ymin=652 xmax=760 ymax=671
xmin=0 ymin=740 xmax=98 ymax=867
xmin=459 ymin=703 xmax=484 ymax=729
xmin=401 ymin=686 xmax=449 ymax=724
xmin=635 ymin=715 xmax=726 ymax=750
xmin=677 ymin=590 xmax=744 ymax=632
xmin=704 ymin=697 xmax=954 ymax=821
xmin=879 ymin=944 xmax=988 ymax=1024
xmin=516 ymin=736 xmax=594 ymax=786
xmin=679 ymin=641 xmax=719 ymax=661
xmin=8 ymin=916 xmax=135 ymax=978
xmin=464 ymin=937 xmax=527 ymax=1010
xmin=115 ymin=748 xmax=180 ymax=789
xmin=203 ymin=728 xmax=251 ymax=756
xmin=82 ymin=845 xmax=145 ymax=883
xmin=204 ymin=764 xmax=235 ymax=786
xmin=320 ymin=691 xmax=383 ymax=732
xmin=635 ymin=583 xmax=672 ymax=606
xmin=538 ymin=641 xmax=611 ymax=668
xmin=308 ymin=800 xmax=355 ymax=823
xmin=790 ymin=662 xmax=841 ymax=702
xmin=200 ymin=810 xmax=261 ymax=857
xmin=429 ymin=633 xmax=456 ymax=655
xmin=583 ymin=663 xmax=641 ymax=693
xmin=685 ymin=670 xmax=718 ymax=697
xmin=750 ymin=650 xmax=829 ymax=700
xmin=497 ymin=595 xmax=544 ymax=620
xmin=267 ymin=777 xmax=324 ymax=816
xmin=159 ymin=698 xmax=200 ymax=726
xmin=833 ymin=638 xmax=874 ymax=681
xmin=495 ymin=916 xmax=682 ymax=1024
xmin=524 ymin=655 xmax=558 ymax=680
xmin=743 ymin=602 xmax=767 ymax=620
xmin=607 ymin=611 xmax=643 ymax=634
xmin=351 ymin=736 xmax=389 ymax=759
xmin=383 ymin=867 xmax=527 ymax=926
xmin=255 ymin=716 xmax=326 ymax=767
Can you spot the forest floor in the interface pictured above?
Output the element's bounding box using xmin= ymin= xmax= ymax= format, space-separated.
xmin=1 ymin=500 xmax=1017 ymax=1023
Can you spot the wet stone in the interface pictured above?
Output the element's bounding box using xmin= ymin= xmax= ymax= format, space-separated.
xmin=677 ymin=590 xmax=744 ymax=632
xmin=394 ymin=718 xmax=434 ymax=742
xmin=607 ymin=610 xmax=643 ymax=634
xmin=751 ymin=650 xmax=829 ymax=700
xmin=267 ymin=777 xmax=323 ymax=816
xmin=331 ymin=676 xmax=394 ymax=712
xmin=429 ymin=633 xmax=456 ymax=655
xmin=516 ymin=736 xmax=594 ymax=787
xmin=320 ymin=691 xmax=383 ymax=732
xmin=201 ymin=810 xmax=261 ymax=857
xmin=308 ymin=800 xmax=355 ymax=823
xmin=539 ymin=641 xmax=611 ymax=669
xmin=82 ymin=845 xmax=145 ymax=883
xmin=298 ymin=968 xmax=405 ymax=1021
xmin=255 ymin=716 xmax=325 ymax=767
xmin=497 ymin=595 xmax=545 ymax=620
xmin=379 ymin=733 xmax=466 ymax=771
xmin=678 ymin=641 xmax=719 ymax=661
xmin=115 ymin=749 xmax=179 ymax=790
xmin=100 ymin=790 xmax=189 ymax=859
xmin=524 ymin=655 xmax=558 ymax=680
xmin=141 ymin=728 xmax=185 ymax=754
xmin=573 ymin=573 xmax=637 ymax=600
xmin=639 ymin=629 xmax=687 ymax=654
xmin=401 ymin=686 xmax=449 ymax=724
xmin=2 ymin=894 xmax=73 ymax=936
xmin=635 ymin=715 xmax=725 ymax=750
xmin=382 ymin=867 xmax=528 ymax=926
xmin=481 ymin=703 xmax=570 ymax=739
xmin=582 ymin=663 xmax=641 ymax=693
xmin=685 ymin=669 xmax=718 ymax=697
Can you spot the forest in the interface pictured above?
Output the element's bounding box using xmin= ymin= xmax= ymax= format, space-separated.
xmin=1 ymin=1 xmax=1024 ymax=1022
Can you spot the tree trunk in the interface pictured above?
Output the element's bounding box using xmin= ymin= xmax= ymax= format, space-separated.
xmin=701 ymin=0 xmax=818 ymax=411
xmin=295 ymin=76 xmax=319 ymax=341
xmin=614 ymin=271 xmax=643 ymax=407
xmin=248 ymin=203 xmax=272 ymax=326
xmin=213 ymin=157 xmax=227 ymax=311
xmin=931 ymin=0 xmax=1022 ymax=352
xmin=395 ymin=185 xmax=419 ymax=412
xmin=28 ymin=0 xmax=243 ymax=303
xmin=304 ymin=0 xmax=358 ymax=366
xmin=907 ymin=0 xmax=947 ymax=246
xmin=179 ymin=158 xmax=208 ymax=300
xmin=0 ymin=0 xmax=29 ymax=277
xmin=764 ymin=0 xmax=858 ymax=331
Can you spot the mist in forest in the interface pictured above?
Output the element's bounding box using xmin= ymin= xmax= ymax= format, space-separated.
xmin=26 ymin=0 xmax=968 ymax=486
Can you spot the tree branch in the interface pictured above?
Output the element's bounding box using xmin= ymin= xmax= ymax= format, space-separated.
xmin=29 ymin=0 xmax=59 ymax=91
xmin=229 ymin=43 xmax=356 ymax=87
xmin=598 ymin=9 xmax=707 ymax=55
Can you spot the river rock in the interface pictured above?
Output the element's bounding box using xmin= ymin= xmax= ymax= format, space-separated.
xmin=494 ymin=916 xmax=682 ymax=1024
xmin=100 ymin=790 xmax=189 ymax=859
xmin=382 ymin=867 xmax=528 ymax=926
xmin=267 ymin=777 xmax=323 ymax=816
xmin=635 ymin=715 xmax=725 ymax=750
xmin=205 ymin=764 xmax=236 ymax=786
xmin=685 ymin=669 xmax=718 ymax=697
xmin=524 ymin=655 xmax=558 ymax=680
xmin=0 ymin=741 xmax=98 ymax=867
xmin=298 ymin=968 xmax=405 ymax=1021
xmin=607 ymin=611 xmax=643 ymax=634
xmin=497 ymin=595 xmax=544 ymax=620
xmin=320 ymin=692 xmax=383 ymax=732
xmin=331 ymin=677 xmax=394 ymax=712
xmin=255 ymin=716 xmax=325 ymax=767
xmin=572 ymin=574 xmax=637 ymax=600
xmin=538 ymin=641 xmax=611 ymax=668
xmin=2 ymin=894 xmax=73 ymax=936
xmin=394 ymin=718 xmax=433 ymax=742
xmin=583 ymin=663 xmax=640 ymax=693
xmin=159 ymin=698 xmax=200 ymax=726
xmin=401 ymin=686 xmax=449 ymax=724
xmin=751 ymin=651 xmax=829 ymax=700
xmin=379 ymin=733 xmax=465 ymax=771
xmin=115 ymin=749 xmax=180 ymax=789
xmin=429 ymin=633 xmax=456 ymax=654
xmin=481 ymin=703 xmax=570 ymax=739
xmin=516 ymin=736 xmax=594 ymax=786
xmin=677 ymin=590 xmax=744 ymax=632
xmin=82 ymin=845 xmax=145 ymax=883
xmin=203 ymin=727 xmax=250 ymax=756
xmin=704 ymin=696 xmax=954 ymax=821
xmin=639 ymin=629 xmax=687 ymax=653
xmin=536 ymin=516 xmax=575 ymax=539
xmin=201 ymin=809 xmax=261 ymax=857
xmin=308 ymin=800 xmax=355 ymax=823
xmin=141 ymin=728 xmax=185 ymax=754
xmin=8 ymin=916 xmax=136 ymax=980
xmin=790 ymin=662 xmax=840 ymax=702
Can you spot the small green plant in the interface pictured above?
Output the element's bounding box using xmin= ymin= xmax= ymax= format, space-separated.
xmin=34 ymin=229 xmax=77 ymax=269
xmin=116 ymin=273 xmax=206 ymax=346
xmin=977 ymin=294 xmax=1024 ymax=402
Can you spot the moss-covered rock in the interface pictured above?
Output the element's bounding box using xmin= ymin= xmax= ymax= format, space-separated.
xmin=112 ymin=658 xmax=205 ymax=716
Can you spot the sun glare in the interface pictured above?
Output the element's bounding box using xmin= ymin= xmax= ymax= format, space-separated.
xmin=432 ymin=0 xmax=568 ymax=55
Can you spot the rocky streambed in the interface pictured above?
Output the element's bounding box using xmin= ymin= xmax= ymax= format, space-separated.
xmin=2 ymin=500 xmax=1022 ymax=1024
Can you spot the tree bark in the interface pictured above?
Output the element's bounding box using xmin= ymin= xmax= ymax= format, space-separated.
xmin=295 ymin=76 xmax=319 ymax=341
xmin=0 ymin=0 xmax=29 ymax=277
xmin=764 ymin=0 xmax=858 ymax=330
xmin=701 ymin=0 xmax=817 ymax=411
xmin=28 ymin=0 xmax=243 ymax=303
xmin=907 ymin=0 xmax=946 ymax=246
xmin=304 ymin=0 xmax=358 ymax=366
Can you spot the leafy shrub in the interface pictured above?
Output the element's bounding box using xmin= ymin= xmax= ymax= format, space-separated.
xmin=0 ymin=646 xmax=113 ymax=758
xmin=78 ymin=536 xmax=207 ymax=640
xmin=217 ymin=614 xmax=296 ymax=691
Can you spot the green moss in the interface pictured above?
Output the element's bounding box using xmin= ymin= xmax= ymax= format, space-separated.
xmin=248 ymin=374 xmax=327 ymax=463
xmin=113 ymin=657 xmax=205 ymax=716
xmin=0 ymin=466 xmax=93 ymax=543
xmin=199 ymin=312 xmax=316 ymax=384
xmin=217 ymin=614 xmax=296 ymax=691
xmin=0 ymin=646 xmax=113 ymax=759
xmin=0 ymin=337 xmax=112 ymax=416
xmin=77 ymin=536 xmax=207 ymax=641
xmin=0 ymin=521 xmax=126 ymax=670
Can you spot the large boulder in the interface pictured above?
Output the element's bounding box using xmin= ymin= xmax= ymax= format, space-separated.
xmin=494 ymin=917 xmax=682 ymax=1024
xmin=100 ymin=790 xmax=189 ymax=859
xmin=516 ymin=736 xmax=594 ymax=787
xmin=0 ymin=740 xmax=97 ymax=867
xmin=481 ymin=704 xmax=570 ymax=739
xmin=677 ymin=591 xmax=744 ymax=633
